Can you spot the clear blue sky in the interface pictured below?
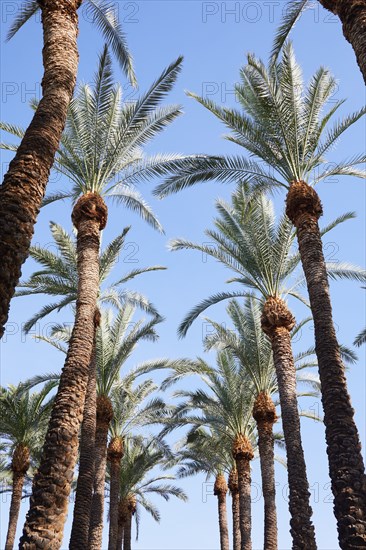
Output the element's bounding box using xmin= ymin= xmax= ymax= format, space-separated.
xmin=1 ymin=1 xmax=365 ymax=549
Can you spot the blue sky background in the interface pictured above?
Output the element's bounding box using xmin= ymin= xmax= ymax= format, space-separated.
xmin=0 ymin=1 xmax=365 ymax=549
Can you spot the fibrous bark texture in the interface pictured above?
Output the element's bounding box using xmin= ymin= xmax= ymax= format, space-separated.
xmin=20 ymin=195 xmax=106 ymax=548
xmin=253 ymin=392 xmax=278 ymax=550
xmin=0 ymin=0 xmax=81 ymax=338
xmin=286 ymin=180 xmax=366 ymax=549
xmin=262 ymin=296 xmax=317 ymax=549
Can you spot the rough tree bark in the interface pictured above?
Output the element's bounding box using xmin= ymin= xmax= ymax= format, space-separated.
xmin=253 ymin=392 xmax=278 ymax=550
xmin=262 ymin=296 xmax=317 ymax=549
xmin=286 ymin=180 xmax=366 ymax=548
xmin=0 ymin=0 xmax=81 ymax=339
xmin=19 ymin=193 xmax=107 ymax=548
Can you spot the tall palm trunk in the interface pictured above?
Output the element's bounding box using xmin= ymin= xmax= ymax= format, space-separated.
xmin=123 ymin=495 xmax=136 ymax=550
xmin=116 ymin=499 xmax=128 ymax=550
xmin=123 ymin=513 xmax=132 ymax=550
xmin=20 ymin=193 xmax=107 ymax=548
xmin=5 ymin=444 xmax=30 ymax=550
xmin=88 ymin=394 xmax=114 ymax=549
xmin=253 ymin=392 xmax=278 ymax=550
xmin=318 ymin=0 xmax=366 ymax=84
xmin=232 ymin=434 xmax=254 ymax=550
xmin=0 ymin=0 xmax=81 ymax=338
xmin=108 ymin=436 xmax=124 ymax=550
xmin=262 ymin=296 xmax=317 ymax=549
xmin=69 ymin=312 xmax=99 ymax=549
xmin=228 ymin=468 xmax=241 ymax=550
xmin=286 ymin=180 xmax=366 ymax=548
xmin=214 ymin=474 xmax=230 ymax=550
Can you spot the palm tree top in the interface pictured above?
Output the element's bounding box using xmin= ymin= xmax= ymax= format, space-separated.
xmin=0 ymin=384 xmax=52 ymax=460
xmin=170 ymin=185 xmax=364 ymax=337
xmin=6 ymin=0 xmax=137 ymax=86
xmin=117 ymin=436 xmax=187 ymax=528
xmin=153 ymin=42 xmax=365 ymax=199
xmin=1 ymin=47 xmax=187 ymax=232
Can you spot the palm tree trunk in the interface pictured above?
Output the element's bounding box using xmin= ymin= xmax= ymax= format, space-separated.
xmin=286 ymin=180 xmax=366 ymax=548
xmin=317 ymin=0 xmax=366 ymax=84
xmin=253 ymin=392 xmax=278 ymax=550
xmin=228 ymin=468 xmax=241 ymax=550
xmin=232 ymin=489 xmax=241 ymax=550
xmin=89 ymin=395 xmax=114 ymax=550
xmin=116 ymin=520 xmax=124 ymax=550
xmin=5 ymin=471 xmax=26 ymax=550
xmin=69 ymin=320 xmax=98 ymax=549
xmin=20 ymin=194 xmax=107 ymax=548
xmin=0 ymin=0 xmax=81 ymax=338
xmin=232 ymin=435 xmax=253 ymax=550
xmin=123 ymin=512 xmax=132 ymax=550
xmin=235 ymin=457 xmax=252 ymax=550
xmin=214 ymin=474 xmax=230 ymax=550
xmin=108 ymin=437 xmax=124 ymax=550
xmin=262 ymin=296 xmax=317 ymax=549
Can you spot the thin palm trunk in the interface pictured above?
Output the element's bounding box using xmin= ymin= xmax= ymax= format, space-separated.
xmin=89 ymin=395 xmax=114 ymax=549
xmin=262 ymin=296 xmax=317 ymax=549
xmin=233 ymin=435 xmax=253 ymax=550
xmin=214 ymin=474 xmax=230 ymax=550
xmin=117 ymin=521 xmax=124 ymax=550
xmin=108 ymin=437 xmax=124 ymax=550
xmin=286 ymin=180 xmax=366 ymax=548
xmin=123 ymin=512 xmax=132 ymax=550
xmin=0 ymin=0 xmax=81 ymax=338
xmin=69 ymin=321 xmax=98 ymax=549
xmin=228 ymin=468 xmax=241 ymax=550
xmin=5 ymin=472 xmax=25 ymax=550
xmin=318 ymin=0 xmax=366 ymax=84
xmin=20 ymin=194 xmax=107 ymax=548
xmin=253 ymin=392 xmax=278 ymax=550
xmin=232 ymin=489 xmax=241 ymax=550
xmin=117 ymin=499 xmax=127 ymax=550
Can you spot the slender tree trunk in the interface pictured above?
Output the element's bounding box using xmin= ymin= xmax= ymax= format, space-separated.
xmin=214 ymin=474 xmax=230 ymax=550
xmin=5 ymin=470 xmax=27 ymax=550
xmin=286 ymin=181 xmax=366 ymax=548
xmin=89 ymin=395 xmax=114 ymax=550
xmin=69 ymin=317 xmax=99 ymax=549
xmin=228 ymin=468 xmax=241 ymax=550
xmin=232 ymin=435 xmax=253 ymax=550
xmin=123 ymin=513 xmax=132 ymax=550
xmin=318 ymin=0 xmax=366 ymax=84
xmin=20 ymin=194 xmax=107 ymax=549
xmin=262 ymin=296 xmax=317 ymax=549
xmin=0 ymin=0 xmax=81 ymax=339
xmin=117 ymin=499 xmax=128 ymax=550
xmin=232 ymin=489 xmax=241 ymax=550
xmin=253 ymin=392 xmax=278 ymax=550
xmin=108 ymin=437 xmax=124 ymax=550
xmin=116 ymin=521 xmax=124 ymax=550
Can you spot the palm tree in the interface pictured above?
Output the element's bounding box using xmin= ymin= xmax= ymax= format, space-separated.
xmin=15 ymin=221 xmax=163 ymax=549
xmin=159 ymin=350 xmax=257 ymax=550
xmin=0 ymin=0 xmax=135 ymax=338
xmin=153 ymin=47 xmax=366 ymax=547
xmin=107 ymin=379 xmax=172 ymax=550
xmin=1 ymin=47 xmax=184 ymax=547
xmin=175 ymin=427 xmax=236 ymax=550
xmin=0 ymin=384 xmax=53 ymax=549
xmin=167 ymin=187 xmax=365 ymax=548
xmin=115 ymin=436 xmax=187 ymax=550
xmin=203 ymin=297 xmax=317 ymax=550
xmin=271 ymin=0 xmax=366 ymax=84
